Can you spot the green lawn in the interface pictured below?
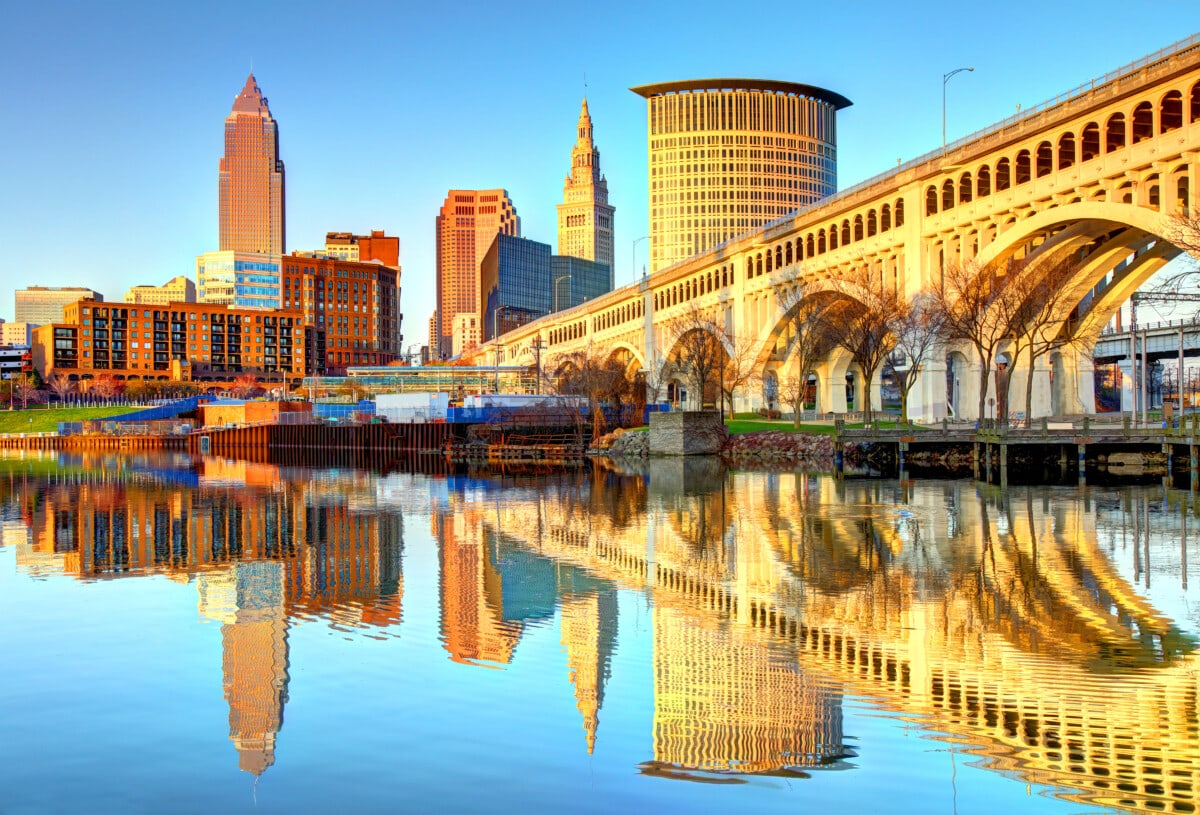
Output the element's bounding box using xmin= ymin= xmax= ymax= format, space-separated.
xmin=725 ymin=418 xmax=840 ymax=436
xmin=0 ymin=406 xmax=139 ymax=435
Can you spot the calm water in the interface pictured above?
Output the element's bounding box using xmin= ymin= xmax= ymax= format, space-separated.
xmin=2 ymin=452 xmax=1199 ymax=814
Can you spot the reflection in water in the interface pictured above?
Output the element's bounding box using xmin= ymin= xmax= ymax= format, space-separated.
xmin=2 ymin=452 xmax=404 ymax=777
xmin=4 ymin=451 xmax=1200 ymax=812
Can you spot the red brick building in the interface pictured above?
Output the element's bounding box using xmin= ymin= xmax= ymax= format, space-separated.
xmin=281 ymin=253 xmax=401 ymax=376
xmin=33 ymin=300 xmax=306 ymax=387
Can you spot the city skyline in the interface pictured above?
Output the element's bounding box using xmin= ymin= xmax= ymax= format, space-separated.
xmin=1 ymin=1 xmax=1195 ymax=333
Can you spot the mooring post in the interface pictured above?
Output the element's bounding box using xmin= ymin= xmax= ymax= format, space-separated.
xmin=972 ymin=443 xmax=980 ymax=480
xmin=1166 ymin=443 xmax=1174 ymax=489
xmin=1191 ymin=444 xmax=1198 ymax=493
xmin=1078 ymin=443 xmax=1087 ymax=486
xmin=898 ymin=440 xmax=907 ymax=480
xmin=834 ymin=418 xmax=844 ymax=479
xmin=1000 ymin=442 xmax=1008 ymax=489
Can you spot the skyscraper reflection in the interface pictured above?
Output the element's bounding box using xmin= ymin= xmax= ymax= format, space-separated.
xmin=4 ymin=456 xmax=403 ymax=776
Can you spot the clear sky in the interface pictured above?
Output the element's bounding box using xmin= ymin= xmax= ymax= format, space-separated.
xmin=1 ymin=0 xmax=1195 ymax=335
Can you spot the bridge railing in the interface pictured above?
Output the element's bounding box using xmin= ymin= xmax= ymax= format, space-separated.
xmin=707 ymin=33 xmax=1200 ymax=264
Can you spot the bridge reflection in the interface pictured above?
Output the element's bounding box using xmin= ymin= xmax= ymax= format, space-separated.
xmin=463 ymin=463 xmax=1200 ymax=812
xmin=3 ymin=453 xmax=1200 ymax=811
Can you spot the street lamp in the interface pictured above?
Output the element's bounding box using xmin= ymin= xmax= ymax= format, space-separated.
xmin=492 ymin=305 xmax=512 ymax=343
xmin=554 ymin=274 xmax=572 ymax=313
xmin=632 ymin=235 xmax=650 ymax=284
xmin=942 ymin=67 xmax=974 ymax=154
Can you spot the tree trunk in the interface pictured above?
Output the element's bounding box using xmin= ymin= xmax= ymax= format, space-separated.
xmin=1024 ymin=345 xmax=1037 ymax=421
xmin=976 ymin=351 xmax=992 ymax=424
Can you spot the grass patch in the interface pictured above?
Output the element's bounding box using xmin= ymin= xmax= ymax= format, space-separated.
xmin=0 ymin=406 xmax=140 ymax=435
xmin=726 ymin=418 xmax=839 ymax=436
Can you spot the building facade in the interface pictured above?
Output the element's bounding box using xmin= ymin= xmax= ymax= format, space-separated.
xmin=0 ymin=345 xmax=32 ymax=381
xmin=324 ymin=230 xmax=400 ymax=267
xmin=220 ymin=74 xmax=285 ymax=255
xmin=126 ymin=276 xmax=197 ymax=305
xmin=556 ymin=99 xmax=615 ymax=277
xmin=451 ymin=312 xmax=480 ymax=358
xmin=197 ymin=251 xmax=281 ymax=310
xmin=480 ymin=234 xmax=551 ymax=343
xmin=550 ymin=256 xmax=611 ymax=313
xmin=15 ymin=286 xmax=103 ymax=325
xmin=435 ymin=190 xmax=520 ymax=358
xmin=280 ymin=253 xmax=401 ymax=376
xmin=33 ymin=299 xmax=306 ymax=385
xmin=1 ymin=322 xmax=37 ymax=347
xmin=631 ymin=79 xmax=851 ymax=272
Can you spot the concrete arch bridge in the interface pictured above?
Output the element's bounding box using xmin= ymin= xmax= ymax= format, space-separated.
xmin=479 ymin=36 xmax=1200 ymax=422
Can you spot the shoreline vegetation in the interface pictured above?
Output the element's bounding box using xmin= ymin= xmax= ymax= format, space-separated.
xmin=592 ymin=422 xmax=842 ymax=470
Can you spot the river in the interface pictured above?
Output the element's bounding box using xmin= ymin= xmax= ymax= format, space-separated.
xmin=1 ymin=450 xmax=1197 ymax=814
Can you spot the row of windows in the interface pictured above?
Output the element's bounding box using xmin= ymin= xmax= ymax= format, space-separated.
xmin=926 ymin=84 xmax=1200 ymax=215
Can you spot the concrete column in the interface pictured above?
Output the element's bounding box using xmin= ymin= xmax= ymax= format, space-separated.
xmin=1006 ymin=355 xmax=1055 ymax=419
xmin=1052 ymin=347 xmax=1096 ymax=415
xmin=910 ymin=353 xmax=948 ymax=423
xmin=1118 ymin=360 xmax=1135 ymax=414
xmin=1185 ymin=151 xmax=1198 ymax=217
xmin=958 ymin=358 xmax=986 ymax=421
xmin=815 ymin=357 xmax=850 ymax=414
xmin=1157 ymin=160 xmax=1177 ymax=215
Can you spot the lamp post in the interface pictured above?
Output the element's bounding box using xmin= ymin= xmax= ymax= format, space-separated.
xmin=632 ymin=235 xmax=650 ymax=283
xmin=554 ymin=274 xmax=572 ymax=313
xmin=493 ymin=342 xmax=505 ymax=393
xmin=942 ymin=67 xmax=974 ymax=154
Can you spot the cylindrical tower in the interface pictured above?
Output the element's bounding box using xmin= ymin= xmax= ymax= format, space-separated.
xmin=631 ymin=79 xmax=851 ymax=273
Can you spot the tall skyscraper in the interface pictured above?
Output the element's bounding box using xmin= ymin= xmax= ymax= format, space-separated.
xmin=480 ymin=233 xmax=551 ymax=343
xmin=631 ymin=80 xmax=851 ymax=272
xmin=435 ymin=190 xmax=519 ymax=358
xmin=219 ymin=74 xmax=285 ymax=255
xmin=556 ymin=100 xmax=615 ymax=281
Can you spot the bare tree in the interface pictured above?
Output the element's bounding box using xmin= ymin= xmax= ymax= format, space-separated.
xmin=776 ymin=284 xmax=837 ymax=418
xmin=830 ymin=264 xmax=900 ymax=426
xmin=1157 ymin=214 xmax=1200 ymax=290
xmin=777 ymin=372 xmax=809 ymax=428
xmin=994 ymin=255 xmax=1087 ymax=421
xmin=553 ymin=347 xmax=632 ymax=442
xmin=640 ymin=350 xmax=668 ymax=407
xmin=89 ymin=373 xmax=121 ymax=401
xmin=10 ymin=373 xmax=39 ymax=410
xmin=46 ymin=372 xmax=76 ymax=404
xmin=886 ymin=293 xmax=945 ymax=423
xmin=666 ymin=304 xmax=726 ymax=411
xmin=935 ymin=258 xmax=1024 ymax=422
xmin=718 ymin=333 xmax=760 ymax=420
xmin=232 ymin=373 xmax=260 ymax=399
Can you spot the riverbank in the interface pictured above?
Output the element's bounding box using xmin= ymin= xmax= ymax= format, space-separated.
xmin=594 ymin=427 xmax=840 ymax=470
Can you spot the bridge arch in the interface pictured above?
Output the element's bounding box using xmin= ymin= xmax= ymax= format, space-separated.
xmin=973 ymin=201 xmax=1184 ymax=349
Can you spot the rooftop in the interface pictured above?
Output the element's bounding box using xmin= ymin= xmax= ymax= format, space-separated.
xmin=631 ymin=79 xmax=851 ymax=110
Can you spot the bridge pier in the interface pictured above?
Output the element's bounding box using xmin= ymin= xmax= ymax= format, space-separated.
xmin=1052 ymin=347 xmax=1096 ymax=416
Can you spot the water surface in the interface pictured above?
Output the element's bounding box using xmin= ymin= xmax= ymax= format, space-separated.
xmin=2 ymin=451 xmax=1198 ymax=814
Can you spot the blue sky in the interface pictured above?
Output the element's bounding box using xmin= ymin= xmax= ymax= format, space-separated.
xmin=0 ymin=0 xmax=1195 ymax=335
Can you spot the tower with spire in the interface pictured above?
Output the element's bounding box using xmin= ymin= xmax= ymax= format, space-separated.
xmin=556 ymin=99 xmax=615 ymax=281
xmin=219 ymin=73 xmax=285 ymax=255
